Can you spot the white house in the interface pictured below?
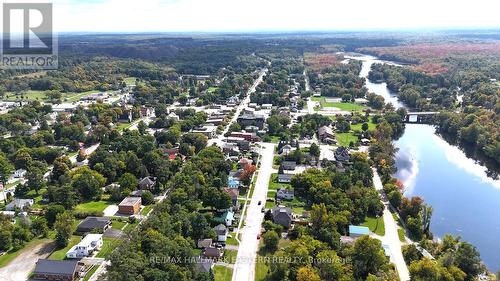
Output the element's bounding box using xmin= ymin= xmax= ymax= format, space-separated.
xmin=276 ymin=189 xmax=294 ymax=200
xmin=12 ymin=169 xmax=27 ymax=179
xmin=66 ymin=234 xmax=103 ymax=259
xmin=5 ymin=198 xmax=34 ymax=211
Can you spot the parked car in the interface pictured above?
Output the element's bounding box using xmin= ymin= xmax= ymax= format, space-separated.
xmin=258 ymin=201 xmax=262 ymax=205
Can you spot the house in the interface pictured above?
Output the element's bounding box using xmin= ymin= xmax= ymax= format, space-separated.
xmin=191 ymin=125 xmax=218 ymax=139
xmin=205 ymin=118 xmax=224 ymax=126
xmin=216 ymin=211 xmax=234 ymax=226
xmin=76 ymin=217 xmax=111 ymax=234
xmin=195 ymin=256 xmax=214 ymax=273
xmin=237 ymin=113 xmax=265 ymax=129
xmin=281 ymin=161 xmax=297 ymax=171
xmin=271 ymin=206 xmax=293 ymax=228
xmin=140 ymin=106 xmax=153 ymax=117
xmin=318 ymin=126 xmax=335 ymax=142
xmin=276 ymin=189 xmax=294 ymax=200
xmin=66 ymin=234 xmax=103 ymax=259
xmin=203 ymin=247 xmax=222 ymax=260
xmin=238 ymin=157 xmax=252 ymax=168
xmin=229 ymin=132 xmax=261 ymax=142
xmin=118 ymin=197 xmax=142 ymax=215
xmin=360 ymin=138 xmax=371 ymax=146
xmin=261 ymin=104 xmax=273 ymax=109
xmin=223 ymin=188 xmax=239 ymax=206
xmin=279 ymin=144 xmax=293 ymax=155
xmin=33 ymin=259 xmax=82 ymax=281
xmin=349 ymin=225 xmax=370 ymax=237
xmin=334 ymin=147 xmax=350 ymax=162
xmin=213 ymin=224 xmax=228 ymax=242
xmin=277 ymin=174 xmax=293 ymax=183
xmin=168 ymin=112 xmax=180 ymax=121
xmin=237 ymin=140 xmax=250 ymax=152
xmin=118 ymin=108 xmax=133 ymax=123
xmin=12 ymin=168 xmax=27 ymax=178
xmin=139 ymin=176 xmax=156 ymax=190
xmin=197 ymin=238 xmax=213 ymax=249
xmin=5 ymin=198 xmax=34 ymax=211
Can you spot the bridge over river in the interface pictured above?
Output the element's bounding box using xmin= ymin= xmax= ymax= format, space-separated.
xmin=404 ymin=111 xmax=439 ymax=123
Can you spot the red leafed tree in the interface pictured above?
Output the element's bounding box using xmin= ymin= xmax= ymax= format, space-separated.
xmin=240 ymin=165 xmax=256 ymax=185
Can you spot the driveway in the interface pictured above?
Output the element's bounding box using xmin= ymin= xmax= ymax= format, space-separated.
xmin=232 ymin=143 xmax=274 ymax=281
xmin=0 ymin=240 xmax=55 ymax=281
xmin=372 ymin=168 xmax=410 ymax=281
xmin=102 ymin=205 xmax=118 ymax=217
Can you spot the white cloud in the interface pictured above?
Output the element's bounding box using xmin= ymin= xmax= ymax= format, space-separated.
xmin=5 ymin=0 xmax=500 ymax=32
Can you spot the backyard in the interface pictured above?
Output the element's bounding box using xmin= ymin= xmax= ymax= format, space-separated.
xmin=312 ymin=97 xmax=366 ymax=112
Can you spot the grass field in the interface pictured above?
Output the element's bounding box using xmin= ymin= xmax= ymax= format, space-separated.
xmin=351 ymin=117 xmax=378 ymax=132
xmin=312 ymin=97 xmax=366 ymax=112
xmin=124 ymin=77 xmax=137 ymax=86
xmin=214 ymin=265 xmax=233 ymax=281
xmin=336 ymin=132 xmax=358 ymax=147
xmin=226 ymin=234 xmax=239 ymax=246
xmin=361 ymin=216 xmax=385 ymax=236
xmin=111 ymin=220 xmax=127 ymax=230
xmin=48 ymin=235 xmax=81 ymax=260
xmin=96 ymin=237 xmax=121 ymax=258
xmin=223 ymin=249 xmax=238 ymax=264
xmin=3 ymin=90 xmax=100 ymax=103
xmin=207 ymin=86 xmax=218 ymax=93
xmin=82 ymin=264 xmax=100 ymax=281
xmin=75 ymin=200 xmax=112 ymax=213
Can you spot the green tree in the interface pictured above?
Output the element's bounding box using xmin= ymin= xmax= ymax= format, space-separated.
xmin=54 ymin=212 xmax=74 ymax=248
xmin=352 ymin=236 xmax=388 ymax=279
xmin=309 ymin=143 xmax=320 ymax=158
xmin=263 ymin=230 xmax=280 ymax=252
xmin=119 ymin=172 xmax=138 ymax=192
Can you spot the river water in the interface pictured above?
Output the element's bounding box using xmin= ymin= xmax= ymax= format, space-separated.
xmin=346 ymin=53 xmax=500 ymax=271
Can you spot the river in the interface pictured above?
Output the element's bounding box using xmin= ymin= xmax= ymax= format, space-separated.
xmin=346 ymin=53 xmax=500 ymax=271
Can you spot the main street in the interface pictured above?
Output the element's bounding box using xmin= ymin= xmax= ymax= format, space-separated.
xmin=208 ymin=67 xmax=268 ymax=147
xmin=232 ymin=143 xmax=275 ymax=281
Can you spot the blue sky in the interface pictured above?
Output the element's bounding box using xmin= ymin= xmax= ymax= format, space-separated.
xmin=11 ymin=0 xmax=500 ymax=32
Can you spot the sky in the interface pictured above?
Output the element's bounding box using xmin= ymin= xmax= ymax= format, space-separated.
xmin=4 ymin=0 xmax=500 ymax=32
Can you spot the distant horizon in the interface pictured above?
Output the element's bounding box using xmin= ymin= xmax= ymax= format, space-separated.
xmin=15 ymin=0 xmax=496 ymax=33
xmin=54 ymin=27 xmax=500 ymax=35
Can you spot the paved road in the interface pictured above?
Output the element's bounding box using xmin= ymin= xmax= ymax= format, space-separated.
xmin=0 ymin=240 xmax=55 ymax=281
xmin=232 ymin=143 xmax=275 ymax=281
xmin=209 ymin=68 xmax=268 ymax=147
xmin=372 ymin=168 xmax=410 ymax=281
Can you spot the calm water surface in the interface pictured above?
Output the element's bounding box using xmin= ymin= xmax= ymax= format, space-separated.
xmin=348 ymin=53 xmax=500 ymax=271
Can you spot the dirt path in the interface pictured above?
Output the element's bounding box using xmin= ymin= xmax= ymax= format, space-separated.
xmin=0 ymin=240 xmax=56 ymax=281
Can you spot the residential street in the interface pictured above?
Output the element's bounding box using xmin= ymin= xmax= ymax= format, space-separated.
xmin=372 ymin=168 xmax=410 ymax=281
xmin=231 ymin=143 xmax=274 ymax=281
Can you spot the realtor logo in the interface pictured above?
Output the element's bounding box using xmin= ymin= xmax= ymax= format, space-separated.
xmin=1 ymin=3 xmax=58 ymax=69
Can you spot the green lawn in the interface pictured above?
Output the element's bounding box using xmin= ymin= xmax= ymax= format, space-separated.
xmin=96 ymin=237 xmax=121 ymax=258
xmin=214 ymin=265 xmax=233 ymax=281
xmin=82 ymin=263 xmax=100 ymax=281
xmin=255 ymin=252 xmax=269 ymax=281
xmin=336 ymin=132 xmax=358 ymax=147
xmin=264 ymin=201 xmax=275 ymax=209
xmin=268 ymin=174 xmax=292 ymax=190
xmin=223 ymin=249 xmax=238 ymax=264
xmin=48 ymin=235 xmax=80 ymax=260
xmin=398 ymin=228 xmax=406 ymax=242
xmin=75 ymin=201 xmax=112 ymax=213
xmin=124 ymin=77 xmax=137 ymax=86
xmin=140 ymin=204 xmax=155 ymax=215
xmin=312 ymin=97 xmax=366 ymax=112
xmin=226 ymin=234 xmax=239 ymax=246
xmin=3 ymin=90 xmax=99 ymax=103
xmin=0 ymin=238 xmax=52 ymax=268
xmin=361 ymin=216 xmax=385 ymax=236
xmin=351 ymin=117 xmax=377 ymax=132
xmin=111 ymin=220 xmax=127 ymax=230
xmin=115 ymin=122 xmax=132 ymax=132
xmin=207 ymin=86 xmax=218 ymax=93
